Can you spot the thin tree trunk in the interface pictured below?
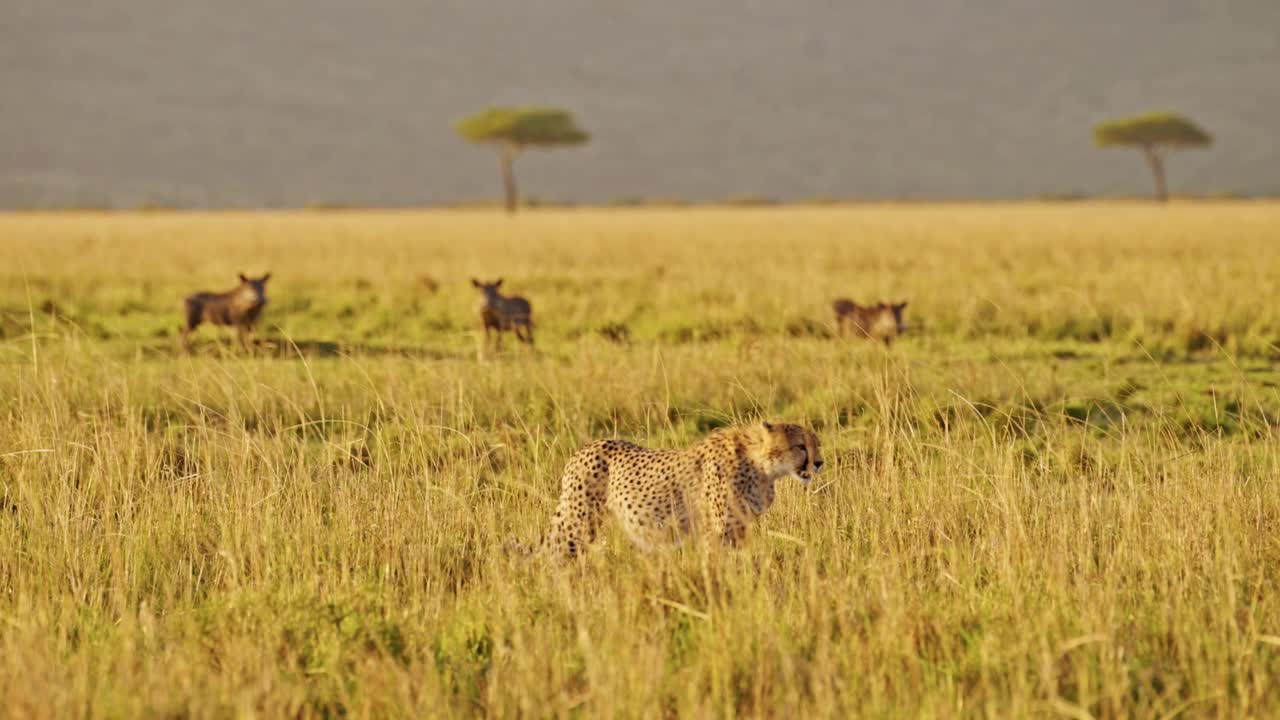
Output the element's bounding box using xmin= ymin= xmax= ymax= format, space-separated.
xmin=498 ymin=145 xmax=518 ymax=213
xmin=1142 ymin=145 xmax=1168 ymax=203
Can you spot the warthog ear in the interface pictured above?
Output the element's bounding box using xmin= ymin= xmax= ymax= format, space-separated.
xmin=238 ymin=273 xmax=249 ymax=283
xmin=495 ymin=278 xmax=504 ymax=288
xmin=897 ymin=300 xmax=908 ymax=309
xmin=471 ymin=278 xmax=481 ymax=288
xmin=261 ymin=272 xmax=272 ymax=283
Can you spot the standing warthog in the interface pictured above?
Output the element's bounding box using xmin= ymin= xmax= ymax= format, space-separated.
xmin=472 ymin=278 xmax=534 ymax=348
xmin=182 ymin=272 xmax=271 ymax=351
xmin=832 ymin=299 xmax=908 ymax=345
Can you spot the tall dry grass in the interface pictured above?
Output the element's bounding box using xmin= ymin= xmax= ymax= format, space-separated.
xmin=1 ymin=204 xmax=1278 ymax=717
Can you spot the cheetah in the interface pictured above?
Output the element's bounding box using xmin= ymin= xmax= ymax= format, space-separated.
xmin=538 ymin=421 xmax=823 ymax=559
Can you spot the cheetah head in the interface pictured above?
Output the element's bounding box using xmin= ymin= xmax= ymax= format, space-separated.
xmin=757 ymin=421 xmax=824 ymax=484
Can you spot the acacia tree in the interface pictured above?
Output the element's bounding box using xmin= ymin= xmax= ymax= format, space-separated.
xmin=455 ymin=107 xmax=589 ymax=213
xmin=1093 ymin=112 xmax=1211 ymax=202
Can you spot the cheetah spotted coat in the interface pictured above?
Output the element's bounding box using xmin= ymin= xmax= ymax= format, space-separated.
xmin=539 ymin=422 xmax=823 ymax=558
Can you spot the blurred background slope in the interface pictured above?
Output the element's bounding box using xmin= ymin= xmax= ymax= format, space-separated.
xmin=3 ymin=0 xmax=1278 ymax=208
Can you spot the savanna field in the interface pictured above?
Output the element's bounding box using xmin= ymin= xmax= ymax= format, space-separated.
xmin=2 ymin=204 xmax=1279 ymax=718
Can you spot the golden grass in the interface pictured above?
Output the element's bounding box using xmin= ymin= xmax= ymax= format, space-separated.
xmin=1 ymin=204 xmax=1278 ymax=717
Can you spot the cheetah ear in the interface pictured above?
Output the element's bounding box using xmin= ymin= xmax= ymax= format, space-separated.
xmin=761 ymin=421 xmax=773 ymax=431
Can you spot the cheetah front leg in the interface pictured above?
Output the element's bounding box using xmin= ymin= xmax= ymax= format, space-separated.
xmin=697 ymin=463 xmax=752 ymax=550
xmin=539 ymin=449 xmax=610 ymax=559
xmin=702 ymin=510 xmax=749 ymax=549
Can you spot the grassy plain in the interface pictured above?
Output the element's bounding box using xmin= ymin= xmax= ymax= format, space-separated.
xmin=1 ymin=204 xmax=1279 ymax=718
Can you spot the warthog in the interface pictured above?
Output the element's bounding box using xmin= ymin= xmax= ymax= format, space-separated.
xmin=182 ymin=272 xmax=271 ymax=350
xmin=832 ymin=299 xmax=908 ymax=345
xmin=472 ymin=278 xmax=534 ymax=348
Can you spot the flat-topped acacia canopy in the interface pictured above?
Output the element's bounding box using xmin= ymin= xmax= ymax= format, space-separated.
xmin=1094 ymin=112 xmax=1211 ymax=149
xmin=456 ymin=107 xmax=589 ymax=148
